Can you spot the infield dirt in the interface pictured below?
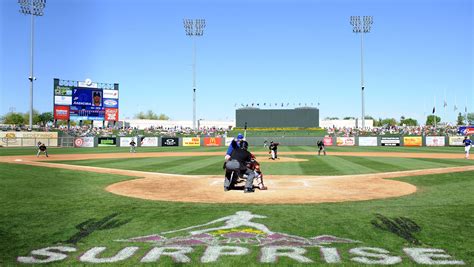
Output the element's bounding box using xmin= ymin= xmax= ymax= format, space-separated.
xmin=1 ymin=151 xmax=472 ymax=204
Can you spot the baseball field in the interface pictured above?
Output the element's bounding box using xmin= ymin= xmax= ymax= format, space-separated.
xmin=1 ymin=145 xmax=473 ymax=266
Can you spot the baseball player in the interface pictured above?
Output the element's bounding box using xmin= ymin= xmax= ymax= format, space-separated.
xmin=462 ymin=136 xmax=472 ymax=159
xmin=224 ymin=133 xmax=244 ymax=161
xmin=36 ymin=143 xmax=49 ymax=157
xmin=317 ymin=139 xmax=326 ymax=156
xmin=224 ymin=141 xmax=256 ymax=193
xmin=129 ymin=140 xmax=136 ymax=153
xmin=268 ymin=141 xmax=279 ymax=160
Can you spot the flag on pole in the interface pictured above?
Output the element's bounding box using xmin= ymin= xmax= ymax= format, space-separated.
xmin=432 ymin=107 xmax=436 ymax=114
xmin=443 ymin=101 xmax=447 ymax=108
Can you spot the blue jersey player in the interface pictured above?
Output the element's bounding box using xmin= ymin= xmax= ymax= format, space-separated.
xmin=463 ymin=136 xmax=472 ymax=159
xmin=225 ymin=133 xmax=244 ymax=161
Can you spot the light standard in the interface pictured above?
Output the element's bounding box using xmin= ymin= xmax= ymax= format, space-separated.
xmin=350 ymin=15 xmax=373 ymax=129
xmin=18 ymin=0 xmax=46 ymax=130
xmin=183 ymin=18 xmax=206 ymax=130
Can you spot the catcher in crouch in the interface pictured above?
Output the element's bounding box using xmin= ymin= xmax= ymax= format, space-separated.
xmin=224 ymin=140 xmax=267 ymax=192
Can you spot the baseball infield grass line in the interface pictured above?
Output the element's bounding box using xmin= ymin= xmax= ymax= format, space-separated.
xmin=1 ymin=162 xmax=473 ymax=266
xmin=52 ymin=155 xmax=474 ymax=176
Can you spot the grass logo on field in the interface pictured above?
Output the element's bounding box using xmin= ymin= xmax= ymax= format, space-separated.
xmin=17 ymin=211 xmax=467 ymax=265
xmin=118 ymin=211 xmax=359 ymax=247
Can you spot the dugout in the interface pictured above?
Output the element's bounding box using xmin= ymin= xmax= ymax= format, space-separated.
xmin=236 ymin=107 xmax=319 ymax=128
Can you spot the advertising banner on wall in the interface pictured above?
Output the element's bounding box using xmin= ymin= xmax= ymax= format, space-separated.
xmin=54 ymin=96 xmax=72 ymax=106
xmin=103 ymin=99 xmax=119 ymax=108
xmin=74 ymin=137 xmax=95 ymax=148
xmin=120 ymin=137 xmax=137 ymax=147
xmin=183 ymin=137 xmax=200 ymax=147
xmin=426 ymin=136 xmax=446 ymax=147
xmin=336 ymin=137 xmax=355 ymax=146
xmin=0 ymin=132 xmax=58 ymax=147
xmin=140 ymin=137 xmax=158 ymax=147
xmin=381 ymin=137 xmax=400 ymax=146
xmin=358 ymin=137 xmax=377 ymax=146
xmin=323 ymin=137 xmax=333 ymax=146
xmin=54 ymin=86 xmax=73 ymax=96
xmin=105 ymin=108 xmax=119 ymax=121
xmin=204 ymin=137 xmax=222 ymax=146
xmin=54 ymin=106 xmax=70 ymax=120
xmin=98 ymin=137 xmax=116 ymax=147
xmin=403 ymin=136 xmax=422 ymax=147
xmin=161 ymin=137 xmax=179 ymax=147
xmin=449 ymin=136 xmax=465 ymax=146
xmin=103 ymin=89 xmax=119 ymax=99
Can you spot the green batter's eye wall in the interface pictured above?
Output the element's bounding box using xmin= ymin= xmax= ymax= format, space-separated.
xmin=236 ymin=107 xmax=320 ymax=128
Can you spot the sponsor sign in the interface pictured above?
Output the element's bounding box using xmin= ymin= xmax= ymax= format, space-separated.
xmin=0 ymin=132 xmax=58 ymax=147
xmin=323 ymin=136 xmax=333 ymax=146
xmin=204 ymin=137 xmax=222 ymax=147
xmin=336 ymin=137 xmax=355 ymax=146
xmin=103 ymin=89 xmax=119 ymax=99
xmin=98 ymin=137 xmax=116 ymax=147
xmin=72 ymin=88 xmax=103 ymax=107
xmin=140 ymin=137 xmax=158 ymax=147
xmin=358 ymin=137 xmax=377 ymax=146
xmin=103 ymin=98 xmax=118 ymax=108
xmin=449 ymin=136 xmax=465 ymax=146
xmin=403 ymin=136 xmax=422 ymax=147
xmin=54 ymin=86 xmax=72 ymax=96
xmin=53 ymin=106 xmax=70 ymax=120
xmin=426 ymin=136 xmax=445 ymax=147
xmin=161 ymin=137 xmax=179 ymax=147
xmin=17 ymin=211 xmax=466 ymax=265
xmin=74 ymin=137 xmax=94 ymax=148
xmin=120 ymin=137 xmax=138 ymax=147
xmin=54 ymin=96 xmax=72 ymax=106
xmin=183 ymin=137 xmax=200 ymax=147
xmin=381 ymin=137 xmax=400 ymax=146
xmin=105 ymin=108 xmax=119 ymax=121
xmin=225 ymin=137 xmax=234 ymax=146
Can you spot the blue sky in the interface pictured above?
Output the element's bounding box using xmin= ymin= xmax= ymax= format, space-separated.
xmin=0 ymin=0 xmax=472 ymax=124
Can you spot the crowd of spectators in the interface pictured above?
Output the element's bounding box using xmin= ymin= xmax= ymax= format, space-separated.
xmin=0 ymin=124 xmax=229 ymax=138
xmin=326 ymin=125 xmax=462 ymax=137
xmin=1 ymin=123 xmax=466 ymax=138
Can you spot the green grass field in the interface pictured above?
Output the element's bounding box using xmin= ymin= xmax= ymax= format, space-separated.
xmin=0 ymin=145 xmax=466 ymax=156
xmin=1 ymin=146 xmax=473 ymax=266
xmin=54 ymin=155 xmax=474 ymax=176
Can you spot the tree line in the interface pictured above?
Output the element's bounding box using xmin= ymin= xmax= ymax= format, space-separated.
xmin=0 ymin=109 xmax=171 ymax=126
xmin=0 ymin=110 xmax=53 ymax=126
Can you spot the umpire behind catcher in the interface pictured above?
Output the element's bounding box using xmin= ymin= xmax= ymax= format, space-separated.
xmin=224 ymin=140 xmax=256 ymax=193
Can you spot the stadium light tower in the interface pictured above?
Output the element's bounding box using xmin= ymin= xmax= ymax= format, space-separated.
xmin=350 ymin=15 xmax=373 ymax=129
xmin=183 ymin=19 xmax=206 ymax=130
xmin=18 ymin=0 xmax=46 ymax=130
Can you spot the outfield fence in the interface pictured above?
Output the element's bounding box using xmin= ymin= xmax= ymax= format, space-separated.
xmin=0 ymin=134 xmax=468 ymax=148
